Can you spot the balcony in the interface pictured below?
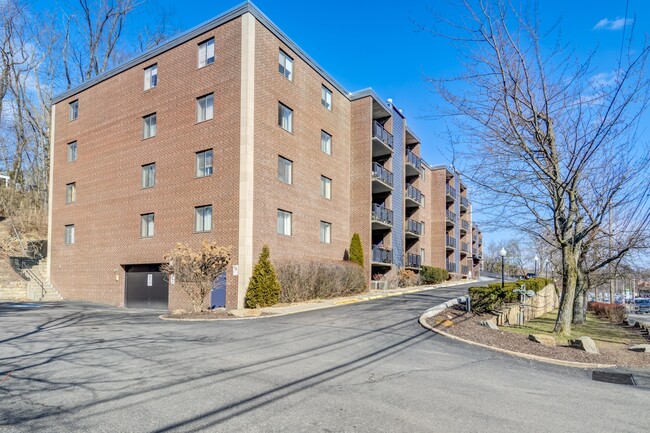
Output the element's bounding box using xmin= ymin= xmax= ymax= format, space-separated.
xmin=372 ymin=246 xmax=393 ymax=265
xmin=406 ymin=253 xmax=421 ymax=269
xmin=447 ymin=262 xmax=457 ymax=273
xmin=460 ymin=196 xmax=470 ymax=212
xmin=372 ymin=162 xmax=393 ymax=193
xmin=371 ymin=204 xmax=393 ymax=229
xmin=446 ymin=235 xmax=456 ymax=251
xmin=461 ymin=265 xmax=469 ymax=275
xmin=460 ymin=242 xmax=469 ymax=256
xmin=472 ymin=234 xmax=478 ymax=243
xmin=405 ymin=184 xmax=423 ymax=207
xmin=405 ymin=219 xmax=422 ymax=238
xmin=372 ymin=121 xmax=394 ymax=157
xmin=405 ymin=149 xmax=422 ymax=177
xmin=473 ymin=248 xmax=482 ymax=260
xmin=460 ymin=220 xmax=470 ymax=234
xmin=446 ymin=184 xmax=457 ymax=203
xmin=446 ymin=210 xmax=456 ymax=227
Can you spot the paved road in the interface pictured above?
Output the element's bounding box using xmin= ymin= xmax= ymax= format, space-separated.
xmin=1 ymin=283 xmax=648 ymax=433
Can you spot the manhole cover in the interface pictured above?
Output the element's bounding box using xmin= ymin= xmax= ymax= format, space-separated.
xmin=592 ymin=371 xmax=636 ymax=386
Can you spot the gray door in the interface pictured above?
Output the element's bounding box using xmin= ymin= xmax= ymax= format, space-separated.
xmin=125 ymin=264 xmax=168 ymax=309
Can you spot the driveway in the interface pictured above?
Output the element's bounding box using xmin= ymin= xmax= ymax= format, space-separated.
xmin=0 ymin=283 xmax=647 ymax=432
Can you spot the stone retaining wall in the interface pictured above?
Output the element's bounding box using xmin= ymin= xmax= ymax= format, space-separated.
xmin=495 ymin=284 xmax=559 ymax=326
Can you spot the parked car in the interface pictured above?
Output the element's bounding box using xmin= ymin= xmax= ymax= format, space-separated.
xmin=525 ymin=273 xmax=538 ymax=279
xmin=633 ymin=298 xmax=650 ymax=314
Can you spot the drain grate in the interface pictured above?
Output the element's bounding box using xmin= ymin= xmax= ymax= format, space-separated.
xmin=592 ymin=371 xmax=636 ymax=386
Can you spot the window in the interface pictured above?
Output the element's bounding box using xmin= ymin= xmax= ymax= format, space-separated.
xmin=195 ymin=205 xmax=212 ymax=232
xmin=320 ymin=221 xmax=331 ymax=244
xmin=143 ymin=113 xmax=157 ymax=139
xmin=278 ymin=102 xmax=293 ymax=132
xmin=67 ymin=141 xmax=77 ymax=162
xmin=321 ymin=86 xmax=332 ymax=110
xmin=277 ymin=209 xmax=292 ymax=236
xmin=278 ymin=50 xmax=293 ymax=80
xmin=144 ymin=64 xmax=158 ymax=90
xmin=64 ymin=224 xmax=75 ymax=244
xmin=141 ymin=163 xmax=155 ymax=188
xmin=65 ymin=182 xmax=76 ymax=204
xmin=320 ymin=176 xmax=331 ymax=199
xmin=421 ymin=222 xmax=425 ymax=235
xmin=198 ymin=38 xmax=215 ymax=68
xmin=140 ymin=213 xmax=154 ymax=238
xmin=69 ymin=100 xmax=78 ymax=121
xmin=278 ymin=156 xmax=292 ymax=184
xmin=321 ymin=131 xmax=331 ymax=155
xmin=196 ymin=149 xmax=213 ymax=177
xmin=421 ymin=248 xmax=426 ymax=264
xmin=196 ymin=93 xmax=214 ymax=122
xmin=422 ymin=195 xmax=425 ymax=208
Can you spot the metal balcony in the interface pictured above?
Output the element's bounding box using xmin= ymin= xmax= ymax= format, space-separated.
xmin=372 ymin=246 xmax=393 ymax=265
xmin=460 ymin=242 xmax=469 ymax=255
xmin=446 ymin=210 xmax=456 ymax=227
xmin=461 ymin=265 xmax=469 ymax=275
xmin=405 ymin=149 xmax=422 ymax=177
xmin=372 ymin=121 xmax=394 ymax=156
xmin=406 ymin=253 xmax=421 ymax=269
xmin=405 ymin=219 xmax=422 ymax=238
xmin=405 ymin=184 xmax=423 ymax=207
xmin=460 ymin=220 xmax=470 ymax=234
xmin=372 ymin=162 xmax=393 ymax=193
xmin=371 ymin=204 xmax=393 ymax=229
xmin=460 ymin=196 xmax=470 ymax=211
xmin=446 ymin=262 xmax=457 ymax=273
xmin=446 ymin=184 xmax=456 ymax=202
xmin=446 ymin=235 xmax=456 ymax=250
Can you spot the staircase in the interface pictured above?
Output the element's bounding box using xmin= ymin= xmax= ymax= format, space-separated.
xmin=23 ymin=257 xmax=63 ymax=302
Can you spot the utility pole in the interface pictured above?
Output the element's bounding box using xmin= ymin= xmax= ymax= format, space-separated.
xmin=608 ymin=204 xmax=615 ymax=304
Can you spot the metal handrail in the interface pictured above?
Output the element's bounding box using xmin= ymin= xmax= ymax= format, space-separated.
xmin=371 ymin=203 xmax=393 ymax=226
xmin=406 ymin=149 xmax=422 ymax=171
xmin=446 ymin=210 xmax=456 ymax=222
xmin=405 ymin=219 xmax=422 ymax=235
xmin=446 ymin=184 xmax=457 ymax=198
xmin=406 ymin=253 xmax=421 ymax=268
xmin=20 ymin=259 xmax=46 ymax=298
xmin=446 ymin=235 xmax=456 ymax=248
xmin=372 ymin=162 xmax=394 ymax=187
xmin=372 ymin=121 xmax=394 ymax=149
xmin=406 ymin=184 xmax=422 ymax=204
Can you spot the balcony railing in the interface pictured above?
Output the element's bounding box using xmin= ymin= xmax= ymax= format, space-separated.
xmin=406 ymin=184 xmax=423 ymax=205
xmin=446 ymin=184 xmax=457 ymax=199
xmin=461 ymin=220 xmax=470 ymax=232
xmin=371 ymin=204 xmax=393 ymax=227
xmin=406 ymin=149 xmax=422 ymax=171
xmin=446 ymin=235 xmax=456 ymax=249
xmin=460 ymin=196 xmax=470 ymax=208
xmin=472 ymin=247 xmax=478 ymax=256
xmin=372 ymin=162 xmax=394 ymax=187
xmin=461 ymin=265 xmax=469 ymax=274
xmin=372 ymin=246 xmax=393 ymax=264
xmin=405 ymin=219 xmax=422 ymax=236
xmin=406 ymin=253 xmax=421 ymax=269
xmin=447 ymin=262 xmax=457 ymax=273
xmin=461 ymin=242 xmax=470 ymax=253
xmin=372 ymin=121 xmax=394 ymax=149
xmin=446 ymin=210 xmax=456 ymax=222
xmin=472 ymin=234 xmax=478 ymax=243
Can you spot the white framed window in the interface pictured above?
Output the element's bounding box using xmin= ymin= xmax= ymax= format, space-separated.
xmin=422 ymin=195 xmax=425 ymax=208
xmin=278 ymin=156 xmax=292 ymax=184
xmin=421 ymin=248 xmax=425 ymax=264
xmin=65 ymin=182 xmax=76 ymax=204
xmin=196 ymin=93 xmax=214 ymax=122
xmin=321 ymin=86 xmax=332 ymax=110
xmin=196 ymin=149 xmax=213 ymax=177
xmin=320 ymin=221 xmax=331 ymax=244
xmin=69 ymin=100 xmax=78 ymax=121
xmin=278 ymin=50 xmax=293 ymax=80
xmin=195 ymin=205 xmax=212 ymax=232
xmin=144 ymin=64 xmax=158 ymax=90
xmin=198 ymin=38 xmax=215 ymax=68
xmin=143 ymin=113 xmax=157 ymax=138
xmin=140 ymin=213 xmax=154 ymax=238
xmin=277 ymin=209 xmax=292 ymax=236
xmin=141 ymin=163 xmax=155 ymax=188
xmin=320 ymin=176 xmax=331 ymax=199
xmin=67 ymin=141 xmax=77 ymax=162
xmin=278 ymin=102 xmax=293 ymax=132
xmin=321 ymin=131 xmax=331 ymax=155
xmin=421 ymin=221 xmax=425 ymax=235
xmin=64 ymin=224 xmax=75 ymax=244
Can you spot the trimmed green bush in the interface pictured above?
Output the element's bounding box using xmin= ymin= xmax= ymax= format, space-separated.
xmin=469 ymin=277 xmax=551 ymax=313
xmin=349 ymin=233 xmax=364 ymax=268
xmin=276 ymin=260 xmax=366 ymax=302
xmin=420 ymin=266 xmax=449 ymax=284
xmin=245 ymin=245 xmax=281 ymax=308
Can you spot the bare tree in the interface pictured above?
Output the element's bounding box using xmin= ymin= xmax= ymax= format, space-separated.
xmin=425 ymin=0 xmax=650 ymax=335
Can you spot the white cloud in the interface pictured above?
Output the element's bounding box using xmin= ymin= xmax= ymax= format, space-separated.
xmin=593 ymin=17 xmax=633 ymax=31
xmin=590 ymin=69 xmax=621 ymax=87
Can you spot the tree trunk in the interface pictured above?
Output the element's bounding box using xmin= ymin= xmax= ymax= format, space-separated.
xmin=555 ymin=245 xmax=578 ymax=336
xmin=572 ymin=267 xmax=587 ymax=324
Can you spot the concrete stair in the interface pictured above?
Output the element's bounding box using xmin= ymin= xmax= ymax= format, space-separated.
xmin=24 ymin=257 xmax=63 ymax=302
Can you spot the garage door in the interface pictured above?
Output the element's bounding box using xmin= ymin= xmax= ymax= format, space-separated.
xmin=125 ymin=264 xmax=168 ymax=309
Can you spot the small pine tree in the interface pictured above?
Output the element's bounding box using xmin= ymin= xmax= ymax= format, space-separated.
xmin=245 ymin=245 xmax=281 ymax=308
xmin=349 ymin=233 xmax=364 ymax=268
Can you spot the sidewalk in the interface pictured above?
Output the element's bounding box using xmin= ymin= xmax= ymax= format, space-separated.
xmin=259 ymin=279 xmax=475 ymax=317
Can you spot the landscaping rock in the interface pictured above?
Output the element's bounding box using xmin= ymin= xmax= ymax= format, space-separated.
xmin=228 ymin=309 xmax=262 ymax=318
xmin=528 ymin=334 xmax=556 ymax=346
xmin=441 ymin=319 xmax=454 ymax=328
xmin=478 ymin=320 xmax=498 ymax=330
xmin=569 ymin=336 xmax=599 ymax=354
xmin=628 ymin=344 xmax=650 ymax=353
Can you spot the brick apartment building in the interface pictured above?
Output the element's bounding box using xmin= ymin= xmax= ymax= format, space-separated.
xmin=48 ymin=2 xmax=483 ymax=310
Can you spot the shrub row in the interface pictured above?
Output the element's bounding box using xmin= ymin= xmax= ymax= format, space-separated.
xmin=587 ymin=301 xmax=627 ymax=324
xmin=420 ymin=266 xmax=450 ymax=285
xmin=276 ymin=260 xmax=366 ymax=303
xmin=468 ymin=277 xmax=551 ymax=313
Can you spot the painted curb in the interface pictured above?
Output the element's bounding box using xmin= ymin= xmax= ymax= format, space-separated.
xmin=419 ymin=297 xmax=617 ymax=370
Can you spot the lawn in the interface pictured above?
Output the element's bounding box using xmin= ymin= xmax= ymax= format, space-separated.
xmin=501 ymin=311 xmax=647 ymax=347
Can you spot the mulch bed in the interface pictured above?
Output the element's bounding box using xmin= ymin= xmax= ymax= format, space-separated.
xmin=427 ymin=308 xmax=650 ymax=368
xmin=160 ymin=309 xmax=274 ymax=320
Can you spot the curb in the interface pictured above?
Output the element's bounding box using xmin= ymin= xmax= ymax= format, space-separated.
xmin=419 ymin=297 xmax=617 ymax=370
xmin=333 ymin=279 xmax=474 ymax=306
xmin=159 ymin=314 xmax=273 ymax=322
